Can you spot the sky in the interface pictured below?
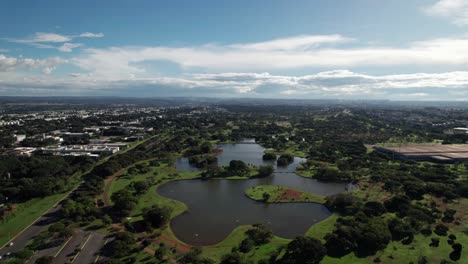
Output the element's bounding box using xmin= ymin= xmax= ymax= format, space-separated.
xmin=1 ymin=0 xmax=468 ymax=100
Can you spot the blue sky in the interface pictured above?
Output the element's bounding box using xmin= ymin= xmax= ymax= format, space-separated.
xmin=1 ymin=0 xmax=468 ymax=100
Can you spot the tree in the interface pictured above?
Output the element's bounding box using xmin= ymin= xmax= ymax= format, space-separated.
xmin=257 ymin=165 xmax=274 ymax=178
xmin=239 ymin=238 xmax=254 ymax=253
xmin=200 ymin=141 xmax=213 ymax=153
xmin=262 ymin=153 xmax=277 ymax=161
xmin=133 ymin=180 xmax=150 ymax=194
xmin=245 ymin=224 xmax=273 ymax=245
xmin=355 ymin=218 xmax=392 ymax=256
xmin=111 ymin=188 xmax=137 ymax=216
xmin=228 ymin=160 xmax=249 ymax=175
xmin=178 ymin=247 xmax=214 ymax=264
xmin=277 ymin=154 xmax=294 ymax=166
xmin=278 ymin=236 xmax=326 ymax=264
xmin=155 ymin=245 xmax=167 ymax=260
xmin=104 ymin=232 xmax=136 ymax=258
xmin=388 ymin=218 xmax=414 ymax=241
xmin=35 ymin=256 xmax=54 ymax=264
xmin=324 ymin=226 xmax=356 ymax=257
xmin=102 ymin=214 xmax=112 ymax=225
xmin=326 ymin=193 xmax=361 ymax=215
xmin=220 ymin=252 xmax=243 ymax=264
xmin=142 ymin=205 xmax=173 ymax=229
xmin=363 ymin=201 xmax=386 ymax=217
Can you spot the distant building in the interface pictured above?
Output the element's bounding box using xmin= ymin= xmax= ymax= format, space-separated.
xmin=375 ymin=144 xmax=468 ymax=163
xmin=453 ymin=127 xmax=468 ymax=134
xmin=41 ymin=144 xmax=120 ymax=157
xmin=12 ymin=147 xmax=36 ymax=156
xmin=15 ymin=134 xmax=26 ymax=143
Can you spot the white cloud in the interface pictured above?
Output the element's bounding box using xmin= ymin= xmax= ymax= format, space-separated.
xmin=71 ymin=34 xmax=468 ymax=78
xmin=425 ymin=0 xmax=468 ymax=25
xmin=42 ymin=66 xmax=56 ymax=75
xmin=229 ymin=34 xmax=352 ymax=51
xmin=1 ymin=69 xmax=468 ymax=100
xmin=58 ymin=43 xmax=83 ymax=52
xmin=12 ymin=32 xmax=72 ymax=43
xmin=0 ymin=54 xmax=67 ymax=73
xmin=79 ymin=32 xmax=104 ymax=38
xmin=6 ymin=32 xmax=103 ymax=52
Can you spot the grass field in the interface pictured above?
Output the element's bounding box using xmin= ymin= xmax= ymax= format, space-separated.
xmin=245 ymin=185 xmax=326 ymax=204
xmin=203 ymin=226 xmax=290 ymax=262
xmin=0 ymin=193 xmax=65 ymax=247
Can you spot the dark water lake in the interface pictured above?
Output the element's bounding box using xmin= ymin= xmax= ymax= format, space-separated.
xmin=158 ymin=142 xmax=348 ymax=245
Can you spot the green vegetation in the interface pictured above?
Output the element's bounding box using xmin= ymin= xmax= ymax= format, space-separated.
xmin=0 ymin=193 xmax=64 ymax=246
xmin=245 ymin=185 xmax=326 ymax=204
xmin=4 ymin=104 xmax=468 ymax=263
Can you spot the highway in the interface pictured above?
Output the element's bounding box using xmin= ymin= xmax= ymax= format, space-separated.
xmin=72 ymin=232 xmax=108 ymax=264
xmin=0 ymin=197 xmax=67 ymax=259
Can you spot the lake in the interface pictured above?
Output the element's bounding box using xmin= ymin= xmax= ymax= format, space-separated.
xmin=158 ymin=142 xmax=348 ymax=245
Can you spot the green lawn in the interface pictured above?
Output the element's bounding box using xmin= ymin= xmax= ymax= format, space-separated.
xmin=0 ymin=193 xmax=65 ymax=247
xmin=106 ymin=162 xmax=200 ymax=220
xmin=245 ymin=185 xmax=326 ymax=204
xmin=201 ymin=225 xmax=290 ymax=262
xmin=305 ymin=213 xmax=339 ymax=241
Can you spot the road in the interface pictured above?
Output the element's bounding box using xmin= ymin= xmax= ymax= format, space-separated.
xmin=0 ymin=196 xmax=68 ymax=259
xmin=52 ymin=229 xmax=87 ymax=264
xmin=72 ymin=232 xmax=108 ymax=264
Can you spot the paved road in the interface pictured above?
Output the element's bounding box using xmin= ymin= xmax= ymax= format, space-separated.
xmin=53 ymin=229 xmax=88 ymax=264
xmin=0 ymin=183 xmax=85 ymax=260
xmin=0 ymin=203 xmax=64 ymax=259
xmin=72 ymin=232 xmax=108 ymax=264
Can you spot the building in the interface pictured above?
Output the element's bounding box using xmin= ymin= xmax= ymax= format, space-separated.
xmin=453 ymin=127 xmax=468 ymax=134
xmin=41 ymin=145 xmax=120 ymax=157
xmin=375 ymin=144 xmax=468 ymax=163
xmin=12 ymin=147 xmax=36 ymax=156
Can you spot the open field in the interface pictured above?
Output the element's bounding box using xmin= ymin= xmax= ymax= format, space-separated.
xmin=245 ymin=185 xmax=326 ymax=204
xmin=0 ymin=193 xmax=65 ymax=247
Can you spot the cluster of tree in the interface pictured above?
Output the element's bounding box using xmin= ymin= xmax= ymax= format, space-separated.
xmin=184 ymin=141 xmax=213 ymax=156
xmin=308 ymin=141 xmax=367 ymax=163
xmin=220 ymin=234 xmax=327 ymax=264
xmin=178 ymin=247 xmax=214 ymax=264
xmin=323 ymin=192 xmax=455 ymax=259
xmin=189 ymin=155 xmax=218 ymax=168
xmin=314 ymin=167 xmax=353 ymax=182
xmin=0 ymin=155 xmax=94 ymax=202
xmin=103 ymin=232 xmax=137 ymax=258
xmin=61 ymin=134 xmax=90 ymax=145
xmin=57 ymin=136 xmax=164 ymax=224
xmin=141 ymin=204 xmax=172 ymax=230
xmin=0 ymin=131 xmax=16 ymax=148
xmin=262 ymin=152 xmax=277 ymax=161
xmin=201 ymin=160 xmax=251 ymax=179
xmin=20 ymin=136 xmax=58 ymax=147
xmin=277 ymin=154 xmax=294 ymax=166
xmin=240 ymin=224 xmax=273 ymax=252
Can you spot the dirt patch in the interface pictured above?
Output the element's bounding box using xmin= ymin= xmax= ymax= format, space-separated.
xmin=280 ymin=189 xmax=302 ymax=200
xmin=211 ymin=148 xmax=224 ymax=154
xmin=101 ymin=168 xmax=125 ymax=207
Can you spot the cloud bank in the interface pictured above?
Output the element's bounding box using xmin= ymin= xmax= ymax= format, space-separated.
xmin=1 ymin=69 xmax=468 ymax=100
xmin=426 ymin=0 xmax=468 ymax=25
xmin=2 ymin=33 xmax=468 ymax=100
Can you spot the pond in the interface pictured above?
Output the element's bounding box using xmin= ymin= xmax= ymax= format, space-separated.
xmin=158 ymin=142 xmax=349 ymax=246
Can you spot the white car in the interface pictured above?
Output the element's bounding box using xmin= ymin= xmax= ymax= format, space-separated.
xmin=8 ymin=242 xmax=13 ymax=247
